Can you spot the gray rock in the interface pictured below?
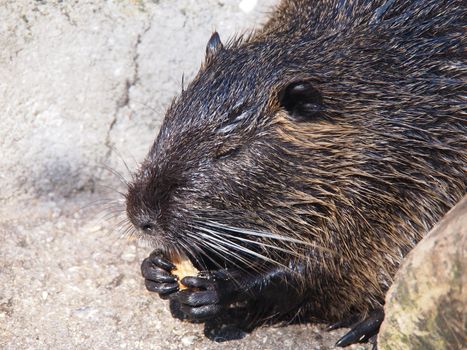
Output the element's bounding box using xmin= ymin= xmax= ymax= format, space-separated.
xmin=0 ymin=0 xmax=278 ymax=206
xmin=378 ymin=196 xmax=467 ymax=350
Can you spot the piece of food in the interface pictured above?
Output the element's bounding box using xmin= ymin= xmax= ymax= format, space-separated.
xmin=172 ymin=254 xmax=199 ymax=290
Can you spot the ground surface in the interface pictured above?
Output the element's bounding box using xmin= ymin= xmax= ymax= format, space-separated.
xmin=0 ymin=194 xmax=369 ymax=350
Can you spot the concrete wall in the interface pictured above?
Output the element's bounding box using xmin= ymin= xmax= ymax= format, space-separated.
xmin=0 ymin=0 xmax=277 ymax=206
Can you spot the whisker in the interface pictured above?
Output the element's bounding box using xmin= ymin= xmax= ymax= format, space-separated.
xmin=109 ymin=146 xmax=137 ymax=180
xmin=179 ymin=239 xmax=209 ymax=272
xmin=196 ymin=225 xmax=291 ymax=254
xmin=94 ymin=182 xmax=128 ymax=198
xmin=189 ymin=229 xmax=288 ymax=269
xmin=96 ymin=164 xmax=130 ymax=187
xmin=202 ymin=220 xmax=309 ymax=245
xmin=211 ymin=229 xmax=307 ymax=259
xmin=186 ymin=232 xmax=263 ymax=274
xmin=184 ymin=235 xmax=226 ymax=271
xmin=199 ymin=220 xmax=332 ymax=253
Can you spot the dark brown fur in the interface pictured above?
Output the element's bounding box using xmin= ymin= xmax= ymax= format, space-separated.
xmin=127 ymin=0 xmax=466 ymax=328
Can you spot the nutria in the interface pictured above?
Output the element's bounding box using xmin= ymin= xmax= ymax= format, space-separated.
xmin=125 ymin=0 xmax=466 ymax=347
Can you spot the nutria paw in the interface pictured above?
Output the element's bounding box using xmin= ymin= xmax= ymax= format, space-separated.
xmin=141 ymin=251 xmax=179 ymax=299
xmin=335 ymin=309 xmax=384 ymax=348
xmin=174 ymin=271 xmax=237 ymax=321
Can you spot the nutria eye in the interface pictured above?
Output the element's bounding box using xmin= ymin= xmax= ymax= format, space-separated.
xmin=279 ymin=81 xmax=325 ymax=122
xmin=215 ymin=146 xmax=241 ymax=160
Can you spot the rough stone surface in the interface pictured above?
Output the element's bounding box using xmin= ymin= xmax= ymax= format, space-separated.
xmin=0 ymin=0 xmax=279 ymax=205
xmin=0 ymin=194 xmax=369 ymax=350
xmin=0 ymin=1 xmax=370 ymax=349
xmin=378 ymin=196 xmax=467 ymax=350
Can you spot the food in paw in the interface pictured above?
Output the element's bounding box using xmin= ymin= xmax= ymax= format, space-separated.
xmin=172 ymin=254 xmax=199 ymax=289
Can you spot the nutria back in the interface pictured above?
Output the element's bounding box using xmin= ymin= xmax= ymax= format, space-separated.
xmin=127 ymin=0 xmax=466 ymax=326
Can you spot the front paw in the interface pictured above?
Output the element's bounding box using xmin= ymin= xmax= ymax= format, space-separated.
xmin=174 ymin=271 xmax=236 ymax=321
xmin=141 ymin=250 xmax=179 ymax=299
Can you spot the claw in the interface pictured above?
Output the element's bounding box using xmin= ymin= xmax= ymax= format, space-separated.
xmin=181 ymin=275 xmax=215 ymax=289
xmin=335 ymin=309 xmax=384 ymax=347
xmin=326 ymin=315 xmax=360 ymax=331
xmin=141 ymin=250 xmax=179 ymax=298
xmin=147 ymin=251 xmax=176 ymax=270
xmin=145 ymin=279 xmax=179 ymax=296
xmin=173 ymin=270 xmax=237 ymax=321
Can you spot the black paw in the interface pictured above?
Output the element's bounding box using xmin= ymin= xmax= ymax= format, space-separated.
xmin=335 ymin=309 xmax=384 ymax=348
xmin=141 ymin=250 xmax=179 ymax=299
xmin=174 ymin=270 xmax=237 ymax=322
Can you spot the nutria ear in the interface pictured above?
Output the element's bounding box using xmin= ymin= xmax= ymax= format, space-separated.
xmin=279 ymin=81 xmax=324 ymax=122
xmin=206 ymin=32 xmax=223 ymax=61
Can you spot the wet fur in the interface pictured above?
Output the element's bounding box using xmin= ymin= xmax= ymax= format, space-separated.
xmin=127 ymin=0 xmax=466 ymax=332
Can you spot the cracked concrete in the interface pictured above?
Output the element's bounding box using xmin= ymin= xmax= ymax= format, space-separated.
xmin=2 ymin=0 xmax=282 ymax=204
xmin=104 ymin=21 xmax=150 ymax=162
xmin=1 ymin=0 xmax=148 ymax=202
xmin=0 ymin=0 xmax=371 ymax=349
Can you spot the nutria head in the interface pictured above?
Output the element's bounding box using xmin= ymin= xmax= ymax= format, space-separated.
xmin=126 ymin=3 xmax=466 ymax=317
xmin=126 ymin=32 xmax=338 ymax=267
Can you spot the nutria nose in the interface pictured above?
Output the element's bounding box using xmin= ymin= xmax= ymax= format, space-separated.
xmin=140 ymin=222 xmax=155 ymax=232
xmin=126 ymin=171 xmax=180 ymax=233
xmin=125 ymin=190 xmax=160 ymax=232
